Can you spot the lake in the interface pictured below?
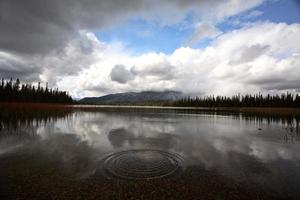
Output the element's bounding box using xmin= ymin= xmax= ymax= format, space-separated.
xmin=0 ymin=105 xmax=300 ymax=199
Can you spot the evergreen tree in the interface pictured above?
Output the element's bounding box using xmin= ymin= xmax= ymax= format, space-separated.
xmin=172 ymin=93 xmax=300 ymax=108
xmin=0 ymin=78 xmax=73 ymax=104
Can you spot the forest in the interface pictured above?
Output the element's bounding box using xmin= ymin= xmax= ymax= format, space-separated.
xmin=0 ymin=78 xmax=73 ymax=104
xmin=1 ymin=78 xmax=300 ymax=108
xmin=171 ymin=93 xmax=300 ymax=108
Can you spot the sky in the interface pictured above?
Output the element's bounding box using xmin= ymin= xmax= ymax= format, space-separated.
xmin=0 ymin=0 xmax=300 ymax=98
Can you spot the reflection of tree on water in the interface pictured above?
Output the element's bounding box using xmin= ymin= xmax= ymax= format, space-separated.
xmin=212 ymin=111 xmax=300 ymax=142
xmin=0 ymin=110 xmax=101 ymax=178
xmin=0 ymin=105 xmax=72 ymax=134
xmin=220 ymin=111 xmax=299 ymax=126
xmin=283 ymin=121 xmax=300 ymax=142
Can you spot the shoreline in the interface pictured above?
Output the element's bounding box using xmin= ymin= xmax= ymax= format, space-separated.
xmin=1 ymin=102 xmax=300 ymax=116
xmin=74 ymin=105 xmax=300 ymax=116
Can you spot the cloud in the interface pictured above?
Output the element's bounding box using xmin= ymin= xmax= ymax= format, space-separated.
xmin=225 ymin=9 xmax=264 ymax=27
xmin=1 ymin=30 xmax=105 ymax=86
xmin=0 ymin=52 xmax=41 ymax=81
xmin=55 ymin=22 xmax=300 ymax=98
xmin=39 ymin=31 xmax=106 ymax=84
xmin=185 ymin=22 xmax=222 ymax=45
xmin=208 ymin=22 xmax=300 ymax=94
xmin=110 ymin=64 xmax=135 ymax=84
xmin=245 ymin=56 xmax=300 ymax=91
xmin=229 ymin=44 xmax=269 ymax=65
xmin=0 ymin=0 xmax=265 ymax=55
xmin=53 ymin=22 xmax=300 ymax=97
xmin=0 ymin=0 xmax=266 ymax=90
xmin=244 ymin=10 xmax=264 ymax=19
xmin=2 ymin=0 xmax=299 ymax=98
xmin=131 ymin=53 xmax=176 ymax=80
xmin=0 ymin=0 xmax=141 ymax=55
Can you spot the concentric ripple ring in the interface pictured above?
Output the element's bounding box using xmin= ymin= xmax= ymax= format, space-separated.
xmin=103 ymin=149 xmax=183 ymax=180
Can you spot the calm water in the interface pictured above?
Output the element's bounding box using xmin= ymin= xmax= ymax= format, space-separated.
xmin=0 ymin=108 xmax=300 ymax=199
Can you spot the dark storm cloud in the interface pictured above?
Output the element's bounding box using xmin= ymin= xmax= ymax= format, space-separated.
xmin=0 ymin=53 xmax=41 ymax=81
xmin=0 ymin=0 xmax=155 ymax=55
xmin=0 ymin=0 xmax=259 ymax=55
xmin=0 ymin=0 xmax=74 ymax=54
xmin=0 ymin=0 xmax=186 ymax=55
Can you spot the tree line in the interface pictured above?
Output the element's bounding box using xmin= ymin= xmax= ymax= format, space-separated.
xmin=172 ymin=93 xmax=300 ymax=108
xmin=0 ymin=78 xmax=73 ymax=104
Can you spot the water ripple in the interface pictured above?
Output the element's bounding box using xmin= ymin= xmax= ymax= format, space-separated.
xmin=103 ymin=149 xmax=183 ymax=180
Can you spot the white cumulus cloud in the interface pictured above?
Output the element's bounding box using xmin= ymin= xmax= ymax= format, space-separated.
xmin=52 ymin=22 xmax=300 ymax=98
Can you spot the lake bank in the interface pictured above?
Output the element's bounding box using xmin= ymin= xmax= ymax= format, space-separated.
xmin=1 ymin=102 xmax=300 ymax=117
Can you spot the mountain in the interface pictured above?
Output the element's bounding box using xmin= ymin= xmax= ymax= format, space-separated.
xmin=79 ymin=91 xmax=184 ymax=104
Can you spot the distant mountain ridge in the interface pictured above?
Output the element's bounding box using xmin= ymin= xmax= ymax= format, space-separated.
xmin=79 ymin=91 xmax=184 ymax=104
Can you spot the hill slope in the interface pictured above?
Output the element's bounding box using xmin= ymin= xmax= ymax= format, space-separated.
xmin=79 ymin=91 xmax=184 ymax=104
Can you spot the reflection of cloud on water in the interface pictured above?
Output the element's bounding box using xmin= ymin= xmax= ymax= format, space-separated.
xmin=0 ymin=132 xmax=103 ymax=179
xmin=35 ymin=111 xmax=300 ymax=166
xmin=108 ymin=128 xmax=133 ymax=148
xmin=36 ymin=112 xmax=179 ymax=151
xmin=0 ymin=125 xmax=39 ymax=155
xmin=1 ymin=110 xmax=300 ymax=183
xmin=249 ymin=140 xmax=295 ymax=161
xmin=0 ymin=140 xmax=24 ymax=155
xmin=31 ymin=133 xmax=101 ymax=178
xmin=107 ymin=127 xmax=177 ymax=149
